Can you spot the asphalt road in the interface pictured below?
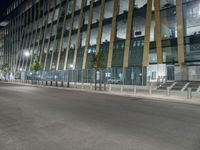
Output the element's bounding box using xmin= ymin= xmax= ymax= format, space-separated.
xmin=0 ymin=82 xmax=200 ymax=150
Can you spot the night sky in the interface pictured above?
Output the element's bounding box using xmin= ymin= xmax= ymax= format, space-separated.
xmin=0 ymin=0 xmax=12 ymax=15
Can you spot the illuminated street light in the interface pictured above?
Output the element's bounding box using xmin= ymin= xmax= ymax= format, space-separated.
xmin=70 ymin=64 xmax=74 ymax=68
xmin=24 ymin=51 xmax=30 ymax=57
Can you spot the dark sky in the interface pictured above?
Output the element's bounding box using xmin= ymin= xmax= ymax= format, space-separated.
xmin=0 ymin=0 xmax=12 ymax=15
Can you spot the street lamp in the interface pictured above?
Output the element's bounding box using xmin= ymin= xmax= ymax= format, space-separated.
xmin=70 ymin=64 xmax=74 ymax=69
xmin=24 ymin=51 xmax=30 ymax=57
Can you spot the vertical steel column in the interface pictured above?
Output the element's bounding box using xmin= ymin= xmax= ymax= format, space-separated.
xmin=25 ymin=5 xmax=35 ymax=71
xmin=12 ymin=19 xmax=16 ymax=72
xmin=29 ymin=0 xmax=42 ymax=71
xmin=8 ymin=21 xmax=12 ymax=67
xmin=176 ymin=0 xmax=185 ymax=64
xmin=63 ymin=0 xmax=77 ymax=70
xmin=56 ymin=0 xmax=69 ymax=70
xmin=13 ymin=18 xmax=17 ymax=70
xmin=107 ymin=0 xmax=119 ymax=68
xmin=21 ymin=9 xmax=32 ymax=69
xmin=43 ymin=0 xmax=56 ymax=71
xmin=14 ymin=15 xmax=22 ymax=72
xmin=10 ymin=21 xmax=14 ymax=72
xmin=3 ymin=30 xmax=5 ymax=64
xmin=143 ymin=0 xmax=152 ymax=67
xmin=154 ymin=0 xmax=162 ymax=64
xmin=49 ymin=0 xmax=62 ymax=71
xmin=82 ymin=0 xmax=94 ymax=70
xmin=123 ymin=0 xmax=135 ymax=68
xmin=95 ymin=0 xmax=106 ymax=55
xmin=4 ymin=29 xmax=6 ymax=64
xmin=40 ymin=0 xmax=50 ymax=63
xmin=73 ymin=0 xmax=85 ymax=69
xmin=7 ymin=27 xmax=9 ymax=65
xmin=18 ymin=11 xmax=28 ymax=71
xmin=36 ymin=0 xmax=45 ymax=57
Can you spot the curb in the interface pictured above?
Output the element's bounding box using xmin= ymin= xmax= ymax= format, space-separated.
xmin=2 ymin=81 xmax=200 ymax=106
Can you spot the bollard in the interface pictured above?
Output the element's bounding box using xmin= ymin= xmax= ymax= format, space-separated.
xmin=187 ymin=88 xmax=192 ymax=99
xmin=166 ymin=87 xmax=170 ymax=96
xmin=55 ymin=81 xmax=58 ymax=86
xmin=120 ymin=85 xmax=123 ymax=93
xmin=67 ymin=81 xmax=70 ymax=87
xmin=134 ymin=85 xmax=137 ymax=95
xmin=104 ymin=82 xmax=106 ymax=91
xmin=46 ymin=81 xmax=48 ymax=86
xmin=149 ymin=85 xmax=152 ymax=95
xmin=50 ymin=81 xmax=52 ymax=86
xmin=109 ymin=84 xmax=112 ymax=92
xmin=61 ymin=81 xmax=64 ymax=87
xmin=81 ymin=82 xmax=84 ymax=89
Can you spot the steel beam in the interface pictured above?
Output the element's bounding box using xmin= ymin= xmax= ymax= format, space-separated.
xmin=82 ymin=0 xmax=94 ymax=70
xmin=154 ymin=0 xmax=162 ymax=64
xmin=107 ymin=0 xmax=119 ymax=68
xmin=143 ymin=0 xmax=152 ymax=67
xmin=73 ymin=0 xmax=85 ymax=70
xmin=176 ymin=0 xmax=185 ymax=64
xmin=123 ymin=0 xmax=135 ymax=68
xmin=95 ymin=0 xmax=106 ymax=55
xmin=63 ymin=0 xmax=77 ymax=70
xmin=56 ymin=0 xmax=69 ymax=70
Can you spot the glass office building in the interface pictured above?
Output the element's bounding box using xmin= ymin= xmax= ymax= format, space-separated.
xmin=0 ymin=0 xmax=200 ymax=84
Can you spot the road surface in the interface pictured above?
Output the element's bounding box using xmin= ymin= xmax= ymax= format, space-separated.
xmin=0 ymin=82 xmax=200 ymax=150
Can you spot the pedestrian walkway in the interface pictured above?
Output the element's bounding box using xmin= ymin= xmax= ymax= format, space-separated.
xmin=2 ymin=80 xmax=200 ymax=105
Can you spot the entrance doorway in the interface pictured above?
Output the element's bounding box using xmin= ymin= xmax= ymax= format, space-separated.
xmin=167 ymin=65 xmax=175 ymax=81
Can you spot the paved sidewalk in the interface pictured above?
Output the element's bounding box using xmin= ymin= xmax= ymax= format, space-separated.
xmin=2 ymin=80 xmax=200 ymax=105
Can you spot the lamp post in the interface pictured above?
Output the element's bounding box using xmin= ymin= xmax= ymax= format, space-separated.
xmin=23 ymin=51 xmax=30 ymax=81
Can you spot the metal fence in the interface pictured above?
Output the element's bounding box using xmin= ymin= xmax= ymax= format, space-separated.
xmin=14 ymin=67 xmax=147 ymax=86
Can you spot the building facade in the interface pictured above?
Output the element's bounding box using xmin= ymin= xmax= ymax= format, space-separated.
xmin=0 ymin=0 xmax=200 ymax=84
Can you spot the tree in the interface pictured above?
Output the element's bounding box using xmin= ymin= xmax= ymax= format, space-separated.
xmin=92 ymin=51 xmax=104 ymax=70
xmin=31 ymin=57 xmax=42 ymax=72
xmin=0 ymin=63 xmax=10 ymax=73
xmin=0 ymin=63 xmax=10 ymax=80
xmin=91 ymin=51 xmax=105 ymax=90
xmin=31 ymin=57 xmax=42 ymax=84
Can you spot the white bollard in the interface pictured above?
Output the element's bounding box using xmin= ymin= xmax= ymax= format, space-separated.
xmin=149 ymin=85 xmax=152 ymax=95
xmin=109 ymin=84 xmax=112 ymax=92
xmin=120 ymin=85 xmax=123 ymax=93
xmin=134 ymin=85 xmax=137 ymax=95
xmin=166 ymin=87 xmax=170 ymax=96
xmin=81 ymin=82 xmax=84 ymax=89
xmin=187 ymin=88 xmax=192 ymax=99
